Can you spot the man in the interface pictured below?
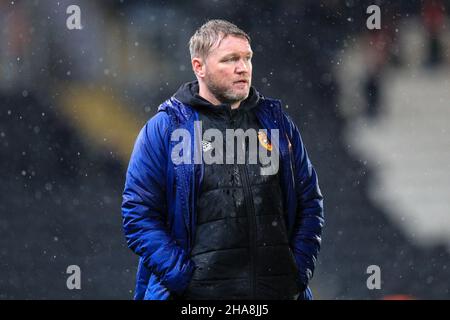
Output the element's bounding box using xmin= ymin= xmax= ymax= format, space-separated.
xmin=122 ymin=19 xmax=324 ymax=300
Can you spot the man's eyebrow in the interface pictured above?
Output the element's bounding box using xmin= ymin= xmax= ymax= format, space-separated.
xmin=221 ymin=53 xmax=239 ymax=59
xmin=221 ymin=52 xmax=253 ymax=59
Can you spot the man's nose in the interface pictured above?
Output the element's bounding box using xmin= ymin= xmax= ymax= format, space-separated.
xmin=236 ymin=59 xmax=249 ymax=73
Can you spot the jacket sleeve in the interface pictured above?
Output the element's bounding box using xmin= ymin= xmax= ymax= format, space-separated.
xmin=282 ymin=111 xmax=325 ymax=291
xmin=121 ymin=111 xmax=195 ymax=295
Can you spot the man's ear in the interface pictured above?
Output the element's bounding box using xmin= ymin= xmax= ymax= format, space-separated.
xmin=192 ymin=57 xmax=206 ymax=78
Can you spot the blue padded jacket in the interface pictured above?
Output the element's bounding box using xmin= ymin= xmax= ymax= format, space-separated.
xmin=122 ymin=95 xmax=324 ymax=300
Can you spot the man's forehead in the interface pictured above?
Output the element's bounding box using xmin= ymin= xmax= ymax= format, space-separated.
xmin=211 ymin=35 xmax=252 ymax=55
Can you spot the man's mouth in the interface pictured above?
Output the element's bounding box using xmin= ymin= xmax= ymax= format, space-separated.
xmin=234 ymin=80 xmax=249 ymax=85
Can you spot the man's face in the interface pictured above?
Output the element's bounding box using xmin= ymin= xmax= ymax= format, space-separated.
xmin=203 ymin=35 xmax=253 ymax=104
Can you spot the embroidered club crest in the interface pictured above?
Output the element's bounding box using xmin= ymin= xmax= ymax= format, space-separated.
xmin=258 ymin=131 xmax=272 ymax=151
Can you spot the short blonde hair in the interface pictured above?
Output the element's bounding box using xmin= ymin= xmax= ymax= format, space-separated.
xmin=189 ymin=19 xmax=251 ymax=60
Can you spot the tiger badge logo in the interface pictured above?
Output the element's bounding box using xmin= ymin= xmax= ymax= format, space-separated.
xmin=258 ymin=131 xmax=272 ymax=151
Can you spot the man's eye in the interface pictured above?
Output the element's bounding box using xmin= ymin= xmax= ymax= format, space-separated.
xmin=222 ymin=56 xmax=251 ymax=63
xmin=223 ymin=57 xmax=238 ymax=62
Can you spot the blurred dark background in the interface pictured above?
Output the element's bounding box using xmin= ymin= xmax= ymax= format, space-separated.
xmin=1 ymin=0 xmax=449 ymax=299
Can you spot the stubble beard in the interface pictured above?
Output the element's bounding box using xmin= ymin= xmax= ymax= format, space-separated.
xmin=204 ymin=73 xmax=250 ymax=105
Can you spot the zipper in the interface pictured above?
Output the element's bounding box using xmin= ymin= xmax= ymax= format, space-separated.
xmin=230 ymin=110 xmax=257 ymax=298
xmin=238 ymin=155 xmax=257 ymax=299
